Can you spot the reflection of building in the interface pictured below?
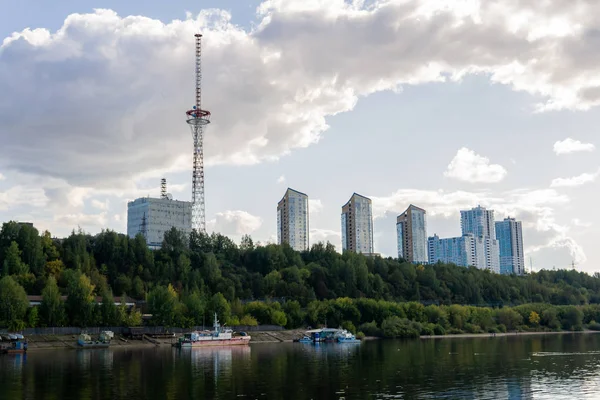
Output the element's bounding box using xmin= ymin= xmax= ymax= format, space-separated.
xmin=277 ymin=188 xmax=309 ymax=251
xmin=495 ymin=217 xmax=525 ymax=275
xmin=341 ymin=193 xmax=374 ymax=255
xmin=396 ymin=205 xmax=428 ymax=263
xmin=127 ymin=196 xmax=192 ymax=250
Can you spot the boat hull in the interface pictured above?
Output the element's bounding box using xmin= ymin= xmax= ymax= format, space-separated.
xmin=178 ymin=337 xmax=251 ymax=348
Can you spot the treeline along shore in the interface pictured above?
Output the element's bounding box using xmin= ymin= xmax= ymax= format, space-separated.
xmin=2 ymin=221 xmax=600 ymax=340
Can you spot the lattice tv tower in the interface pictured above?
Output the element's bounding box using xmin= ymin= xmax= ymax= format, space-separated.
xmin=185 ymin=34 xmax=211 ymax=233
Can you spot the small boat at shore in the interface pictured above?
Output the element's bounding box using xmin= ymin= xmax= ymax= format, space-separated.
xmin=174 ymin=313 xmax=251 ymax=348
xmin=0 ymin=333 xmax=28 ymax=354
xmin=295 ymin=328 xmax=361 ymax=344
xmin=77 ymin=331 xmax=113 ymax=348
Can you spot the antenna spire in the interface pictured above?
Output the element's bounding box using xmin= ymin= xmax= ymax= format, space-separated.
xmin=185 ymin=33 xmax=211 ymax=233
xmin=161 ymin=178 xmax=167 ymax=199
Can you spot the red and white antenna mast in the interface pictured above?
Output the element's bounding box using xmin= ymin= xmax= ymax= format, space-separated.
xmin=186 ymin=34 xmax=211 ymax=233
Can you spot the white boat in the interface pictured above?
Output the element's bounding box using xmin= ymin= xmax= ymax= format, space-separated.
xmin=175 ymin=313 xmax=251 ymax=348
xmin=77 ymin=331 xmax=113 ymax=348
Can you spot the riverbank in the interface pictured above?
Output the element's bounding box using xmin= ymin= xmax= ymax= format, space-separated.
xmin=420 ymin=329 xmax=600 ymax=340
xmin=20 ymin=329 xmax=307 ymax=351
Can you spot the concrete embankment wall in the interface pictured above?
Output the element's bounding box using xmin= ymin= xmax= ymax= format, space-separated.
xmin=2 ymin=324 xmax=285 ymax=337
xmin=18 ymin=329 xmax=306 ymax=351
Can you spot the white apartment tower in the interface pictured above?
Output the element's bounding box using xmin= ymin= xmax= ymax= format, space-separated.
xmin=495 ymin=217 xmax=525 ymax=275
xmin=277 ymin=188 xmax=309 ymax=251
xmin=341 ymin=193 xmax=374 ymax=255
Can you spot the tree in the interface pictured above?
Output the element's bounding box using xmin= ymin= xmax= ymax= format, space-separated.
xmin=182 ymin=291 xmax=205 ymax=326
xmin=65 ymin=272 xmax=96 ymax=327
xmin=240 ymin=315 xmax=258 ymax=326
xmin=147 ymin=284 xmax=180 ymax=327
xmin=208 ymin=293 xmax=231 ymax=325
xmin=3 ymin=241 xmax=28 ymax=276
xmin=529 ymin=311 xmax=541 ymax=326
xmin=271 ymin=310 xmax=287 ymax=327
xmin=100 ymin=289 xmax=119 ymax=326
xmin=27 ymin=307 xmax=39 ymax=328
xmin=0 ymin=276 xmax=29 ymax=329
xmin=39 ymin=276 xmax=65 ymax=327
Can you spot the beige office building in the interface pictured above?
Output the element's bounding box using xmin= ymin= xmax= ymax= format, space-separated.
xmin=396 ymin=205 xmax=428 ymax=264
xmin=341 ymin=193 xmax=374 ymax=254
xmin=277 ymin=188 xmax=309 ymax=251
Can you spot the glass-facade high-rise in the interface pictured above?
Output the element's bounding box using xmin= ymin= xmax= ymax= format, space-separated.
xmin=495 ymin=217 xmax=525 ymax=275
xmin=428 ymin=234 xmax=476 ymax=267
xmin=277 ymin=188 xmax=309 ymax=251
xmin=461 ymin=205 xmax=496 ymax=238
xmin=459 ymin=205 xmax=500 ymax=273
xmin=341 ymin=193 xmax=374 ymax=255
xmin=396 ymin=205 xmax=428 ymax=263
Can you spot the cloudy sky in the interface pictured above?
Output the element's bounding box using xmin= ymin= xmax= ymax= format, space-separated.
xmin=1 ymin=0 xmax=599 ymax=272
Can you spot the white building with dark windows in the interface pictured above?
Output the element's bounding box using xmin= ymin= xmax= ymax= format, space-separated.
xmin=396 ymin=205 xmax=428 ymax=264
xmin=341 ymin=193 xmax=374 ymax=255
xmin=277 ymin=188 xmax=309 ymax=252
xmin=495 ymin=217 xmax=525 ymax=275
xmin=127 ymin=196 xmax=192 ymax=250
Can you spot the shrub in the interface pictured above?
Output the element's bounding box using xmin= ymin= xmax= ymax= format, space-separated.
xmin=358 ymin=321 xmax=382 ymax=337
xmin=487 ymin=327 xmax=499 ymax=334
xmin=464 ymin=323 xmax=482 ymax=334
xmin=588 ymin=320 xmax=600 ymax=331
xmin=448 ymin=328 xmax=463 ymax=335
xmin=420 ymin=324 xmax=434 ymax=336
xmin=381 ymin=316 xmax=421 ymax=339
xmin=342 ymin=321 xmax=357 ymax=334
xmin=240 ymin=315 xmax=258 ymax=326
xmin=356 ymin=332 xmax=366 ymax=340
xmin=497 ymin=324 xmax=507 ymax=333
xmin=433 ymin=324 xmax=446 ymax=335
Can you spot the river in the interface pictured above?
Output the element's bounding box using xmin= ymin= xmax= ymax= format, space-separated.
xmin=2 ymin=333 xmax=600 ymax=399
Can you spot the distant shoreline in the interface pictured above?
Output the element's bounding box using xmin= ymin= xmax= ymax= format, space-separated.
xmin=420 ymin=329 xmax=600 ymax=340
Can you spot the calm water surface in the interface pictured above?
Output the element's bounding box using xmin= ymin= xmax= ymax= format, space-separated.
xmin=2 ymin=334 xmax=600 ymax=399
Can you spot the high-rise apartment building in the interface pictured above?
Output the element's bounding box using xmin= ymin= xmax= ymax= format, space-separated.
xmin=341 ymin=193 xmax=374 ymax=255
xmin=428 ymin=234 xmax=476 ymax=267
xmin=461 ymin=205 xmax=496 ymax=238
xmin=495 ymin=217 xmax=525 ymax=275
xmin=396 ymin=205 xmax=428 ymax=263
xmin=458 ymin=205 xmax=500 ymax=272
xmin=127 ymin=197 xmax=192 ymax=250
xmin=277 ymin=188 xmax=309 ymax=252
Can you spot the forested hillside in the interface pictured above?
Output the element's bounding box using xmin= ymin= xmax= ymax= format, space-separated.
xmin=1 ymin=221 xmax=599 ymax=334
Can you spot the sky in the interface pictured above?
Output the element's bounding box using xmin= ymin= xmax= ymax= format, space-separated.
xmin=0 ymin=0 xmax=599 ymax=272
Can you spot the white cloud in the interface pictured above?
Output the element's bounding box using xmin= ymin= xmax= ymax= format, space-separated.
xmin=207 ymin=210 xmax=262 ymax=236
xmin=553 ymin=138 xmax=596 ymax=155
xmin=310 ymin=228 xmax=341 ymax=251
xmin=0 ymin=173 xmax=5 ymax=181
xmin=550 ymin=169 xmax=600 ymax=187
xmin=444 ymin=148 xmax=507 ymax=183
xmin=2 ymin=2 xmax=600 ymax=194
xmin=277 ymin=175 xmax=286 ymax=184
xmin=54 ymin=212 xmax=108 ymax=228
xmin=309 ymin=199 xmax=323 ymax=214
xmin=572 ymin=218 xmax=592 ymax=228
xmin=91 ymin=199 xmax=110 ymax=211
xmin=0 ymin=186 xmax=48 ymax=211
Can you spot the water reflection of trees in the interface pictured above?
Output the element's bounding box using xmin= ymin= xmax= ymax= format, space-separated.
xmin=2 ymin=335 xmax=600 ymax=399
